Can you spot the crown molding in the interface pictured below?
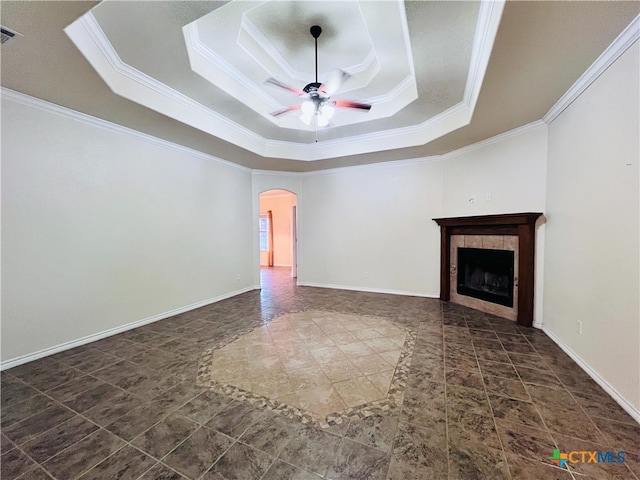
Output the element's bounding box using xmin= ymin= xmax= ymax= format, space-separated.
xmin=64 ymin=4 xmax=502 ymax=161
xmin=0 ymin=87 xmax=252 ymax=173
xmin=544 ymin=14 xmax=640 ymax=124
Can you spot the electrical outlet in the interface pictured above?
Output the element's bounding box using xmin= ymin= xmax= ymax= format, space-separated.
xmin=363 ymin=271 xmax=369 ymax=278
xmin=485 ymin=193 xmax=492 ymax=201
xmin=236 ymin=274 xmax=241 ymax=281
xmin=576 ymin=320 xmax=582 ymax=334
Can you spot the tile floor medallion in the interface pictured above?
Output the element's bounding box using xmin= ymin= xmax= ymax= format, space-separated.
xmin=196 ymin=310 xmax=416 ymax=427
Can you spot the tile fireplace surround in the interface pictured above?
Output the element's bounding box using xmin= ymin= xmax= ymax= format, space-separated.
xmin=433 ymin=213 xmax=543 ymax=327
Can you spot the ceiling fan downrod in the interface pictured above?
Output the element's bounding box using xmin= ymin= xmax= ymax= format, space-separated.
xmin=310 ymin=25 xmax=322 ymax=84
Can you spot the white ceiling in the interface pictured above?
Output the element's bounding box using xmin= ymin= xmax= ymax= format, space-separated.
xmin=66 ymin=0 xmax=497 ymax=161
xmin=1 ymin=1 xmax=639 ymax=171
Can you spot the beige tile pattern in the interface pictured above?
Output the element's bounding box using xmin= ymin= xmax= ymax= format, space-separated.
xmin=196 ymin=311 xmax=409 ymax=424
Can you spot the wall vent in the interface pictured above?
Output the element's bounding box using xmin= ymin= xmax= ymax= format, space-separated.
xmin=1 ymin=26 xmax=22 ymax=44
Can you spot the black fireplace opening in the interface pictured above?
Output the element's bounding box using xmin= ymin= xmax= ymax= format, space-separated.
xmin=457 ymin=247 xmax=514 ymax=307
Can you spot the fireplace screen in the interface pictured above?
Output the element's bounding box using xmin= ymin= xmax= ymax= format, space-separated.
xmin=457 ymin=248 xmax=514 ymax=307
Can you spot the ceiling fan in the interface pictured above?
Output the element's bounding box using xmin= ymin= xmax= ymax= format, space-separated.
xmin=265 ymin=25 xmax=372 ymax=127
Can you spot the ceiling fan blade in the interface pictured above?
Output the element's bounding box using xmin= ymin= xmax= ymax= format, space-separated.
xmin=264 ymin=77 xmax=306 ymax=96
xmin=334 ymin=99 xmax=372 ymax=111
xmin=270 ymin=104 xmax=302 ymax=117
xmin=319 ymin=69 xmax=351 ymax=96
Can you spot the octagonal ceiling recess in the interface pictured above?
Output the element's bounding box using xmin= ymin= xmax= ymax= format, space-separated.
xmin=65 ymin=0 xmax=504 ymax=161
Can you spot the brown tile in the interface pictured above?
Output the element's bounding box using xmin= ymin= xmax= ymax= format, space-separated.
xmin=41 ymin=428 xmax=125 ymax=479
xmin=495 ymin=419 xmax=555 ymax=461
xmin=205 ymin=401 xmax=265 ymax=439
xmin=0 ymin=376 xmax=39 ymax=407
xmin=448 ymin=439 xmax=510 ymax=480
xmin=138 ymin=463 xmax=188 ymax=479
xmin=63 ymin=382 xmax=126 ymax=414
xmin=325 ymin=437 xmax=389 ymax=480
xmin=77 ymin=445 xmax=156 ymax=480
xmin=175 ymin=390 xmax=234 ymax=425
xmin=1 ymin=394 xmax=56 ymax=428
xmin=261 ymin=459 xmax=322 ymax=480
xmin=508 ymin=352 xmax=546 ymax=370
xmin=591 ymin=417 xmax=640 ymax=454
xmin=202 ymin=442 xmax=273 ymax=479
xmin=239 ymin=411 xmax=301 ymax=456
xmin=132 ymin=413 xmax=199 ymax=459
xmin=483 ymin=374 xmax=530 ymax=401
xmin=163 ymin=427 xmax=234 ymax=479
xmin=3 ymin=405 xmax=76 ymax=445
xmin=82 ymin=390 xmax=145 ymax=426
xmin=488 ymin=395 xmax=546 ymax=429
xmin=47 ymin=375 xmax=104 ymax=402
xmin=477 ymin=358 xmax=519 ymax=379
xmin=21 ymin=415 xmax=99 ymax=463
xmin=0 ymin=448 xmax=38 ymax=480
xmin=445 ymin=369 xmax=484 ymax=391
xmin=343 ymin=414 xmax=399 ymax=453
xmin=388 ymin=421 xmax=448 ymax=480
xmin=516 ymin=365 xmax=564 ymax=388
xmin=278 ymin=426 xmax=342 ymax=476
xmin=553 ymin=433 xmax=635 ymax=479
xmin=447 ymin=410 xmax=502 ymax=450
xmin=572 ymin=390 xmax=638 ymax=426
xmin=446 ymin=384 xmax=492 ymax=419
xmin=105 ymin=400 xmax=173 ymax=441
xmin=504 ymin=452 xmax=573 ymax=479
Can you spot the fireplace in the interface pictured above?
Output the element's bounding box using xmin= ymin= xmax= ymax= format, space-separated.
xmin=433 ymin=213 xmax=543 ymax=327
xmin=457 ymin=248 xmax=514 ymax=307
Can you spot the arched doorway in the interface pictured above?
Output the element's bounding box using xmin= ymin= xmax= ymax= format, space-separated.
xmin=259 ymin=190 xmax=298 ymax=286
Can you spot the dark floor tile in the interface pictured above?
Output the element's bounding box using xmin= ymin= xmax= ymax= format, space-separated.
xmin=175 ymin=390 xmax=234 ymax=425
xmin=21 ymin=415 xmax=99 ymax=463
xmin=591 ymin=417 xmax=640 ymax=454
xmin=105 ymin=400 xmax=172 ymax=441
xmin=1 ymin=433 xmax=16 ymax=453
xmin=553 ymin=433 xmax=636 ymax=479
xmin=1 ymin=394 xmax=56 ymax=428
xmin=445 ymin=368 xmax=484 ymax=391
xmin=132 ymin=413 xmax=199 ymax=459
xmin=508 ymin=351 xmax=547 ymax=370
xmin=400 ymin=389 xmax=447 ymax=427
xmin=203 ymin=442 xmax=273 ymax=479
xmin=63 ymin=382 xmax=125 ymax=414
xmin=78 ymin=445 xmax=156 ymax=480
xmin=473 ymin=347 xmax=512 ymax=364
xmin=163 ymin=427 xmax=234 ymax=480
xmin=20 ymin=367 xmax=85 ymax=392
xmin=343 ymin=413 xmax=398 ymax=453
xmin=483 ymin=374 xmax=530 ymax=401
xmin=495 ymin=419 xmax=555 ymax=461
xmin=516 ymin=365 xmax=564 ymax=388
xmin=444 ymin=351 xmax=480 ymax=372
xmin=3 ymin=405 xmax=76 ymax=445
xmin=572 ymin=390 xmax=637 ymax=426
xmin=15 ymin=466 xmax=54 ymax=480
xmin=447 ymin=410 xmax=502 ymax=450
xmin=260 ymin=459 xmax=322 ymax=480
xmin=448 ymin=439 xmax=510 ymax=480
xmin=325 ymin=437 xmax=389 ymax=480
xmin=526 ymin=384 xmax=582 ymax=412
xmin=446 ymin=384 xmax=493 ymax=419
xmin=47 ymin=375 xmax=104 ymax=402
xmin=0 ymin=376 xmax=39 ymax=407
xmin=205 ymin=400 xmax=265 ymax=439
xmin=151 ymin=382 xmax=205 ymax=411
xmin=239 ymin=411 xmax=301 ymax=457
xmin=477 ymin=358 xmax=519 ymax=379
xmin=278 ymin=426 xmax=341 ymax=476
xmin=539 ymin=406 xmax=606 ymax=443
xmin=82 ymin=389 xmax=144 ymax=426
xmin=138 ymin=463 xmax=188 ymax=479
xmin=41 ymin=428 xmax=125 ymax=479
xmin=70 ymin=352 xmax=122 ymax=374
xmin=1 ymin=447 xmax=38 ymax=480
xmin=488 ymin=394 xmax=546 ymax=429
xmin=504 ymin=452 xmax=573 ymax=479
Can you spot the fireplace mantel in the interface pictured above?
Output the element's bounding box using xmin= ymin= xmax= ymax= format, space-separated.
xmin=433 ymin=213 xmax=543 ymax=327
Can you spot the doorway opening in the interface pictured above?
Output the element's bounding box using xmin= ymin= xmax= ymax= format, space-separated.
xmin=259 ymin=190 xmax=298 ymax=289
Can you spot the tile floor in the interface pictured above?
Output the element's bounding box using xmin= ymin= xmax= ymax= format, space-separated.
xmin=1 ymin=267 xmax=638 ymax=479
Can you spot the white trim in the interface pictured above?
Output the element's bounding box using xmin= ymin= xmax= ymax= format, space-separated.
xmin=0 ymin=87 xmax=251 ymax=173
xmin=541 ymin=326 xmax=640 ymax=424
xmin=297 ymin=281 xmax=439 ymax=299
xmin=544 ymin=14 xmax=640 ymax=124
xmin=0 ymin=285 xmax=260 ymax=371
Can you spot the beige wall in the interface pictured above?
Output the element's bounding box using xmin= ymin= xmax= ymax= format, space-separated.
xmin=543 ymin=41 xmax=639 ymax=415
xmin=259 ymin=190 xmax=297 ymax=267
xmin=1 ymin=95 xmax=256 ymax=364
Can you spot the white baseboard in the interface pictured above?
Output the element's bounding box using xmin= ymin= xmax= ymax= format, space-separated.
xmin=0 ymin=285 xmax=260 ymax=371
xmin=297 ymin=281 xmax=440 ymax=299
xmin=542 ymin=326 xmax=640 ymax=424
